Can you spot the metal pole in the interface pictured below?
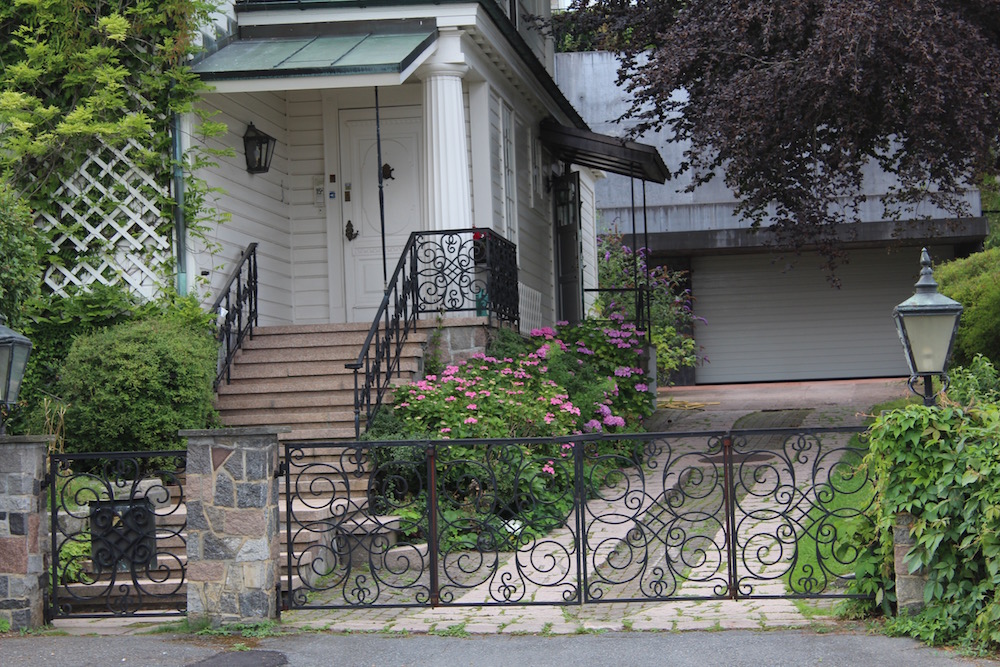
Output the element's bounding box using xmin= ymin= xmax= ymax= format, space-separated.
xmin=923 ymin=375 xmax=936 ymax=407
xmin=375 ymin=87 xmax=388 ymax=289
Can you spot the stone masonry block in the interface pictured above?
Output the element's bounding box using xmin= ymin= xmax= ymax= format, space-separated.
xmin=236 ymin=538 xmax=269 ymax=562
xmin=223 ymin=452 xmax=244 ymax=480
xmin=245 ymin=449 xmax=269 ymax=480
xmin=214 ymin=471 xmax=235 ymax=507
xmin=224 ymin=509 xmax=267 ymax=536
xmin=185 ymin=438 xmax=212 ymax=475
xmin=236 ymin=482 xmax=267 ymax=508
xmin=0 ymin=538 xmax=27 ymax=574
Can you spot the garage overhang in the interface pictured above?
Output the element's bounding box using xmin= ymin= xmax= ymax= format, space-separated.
xmin=636 ymin=217 xmax=990 ymax=257
xmin=540 ymin=119 xmax=669 ymax=183
xmin=192 ymin=20 xmax=437 ymax=93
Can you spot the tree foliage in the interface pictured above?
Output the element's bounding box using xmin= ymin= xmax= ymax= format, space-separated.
xmin=0 ymin=0 xmax=229 ymax=287
xmin=558 ymin=0 xmax=1000 ymax=268
xmin=0 ymin=179 xmax=43 ymax=327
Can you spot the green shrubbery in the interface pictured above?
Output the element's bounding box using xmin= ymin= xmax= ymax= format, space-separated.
xmin=594 ymin=231 xmax=702 ymax=380
xmin=57 ymin=312 xmax=218 ymax=454
xmin=851 ymin=401 xmax=1000 ymax=651
xmin=936 ymin=248 xmax=1000 ymax=367
xmin=7 ymin=283 xmax=219 ymax=452
xmin=0 ymin=181 xmax=43 ymax=329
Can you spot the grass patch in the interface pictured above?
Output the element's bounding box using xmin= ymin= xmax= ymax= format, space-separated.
xmin=430 ymin=622 xmax=470 ymax=638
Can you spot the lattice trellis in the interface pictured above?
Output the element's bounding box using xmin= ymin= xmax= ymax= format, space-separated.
xmin=36 ymin=137 xmax=172 ymax=299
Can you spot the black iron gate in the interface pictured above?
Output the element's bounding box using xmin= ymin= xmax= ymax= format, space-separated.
xmin=283 ymin=427 xmax=874 ymax=609
xmin=46 ymin=450 xmax=187 ymax=619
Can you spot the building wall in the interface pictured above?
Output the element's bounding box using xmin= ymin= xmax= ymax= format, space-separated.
xmin=192 ymin=91 xmax=293 ymax=326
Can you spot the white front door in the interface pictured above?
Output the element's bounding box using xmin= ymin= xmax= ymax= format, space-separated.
xmin=340 ymin=107 xmax=423 ymax=323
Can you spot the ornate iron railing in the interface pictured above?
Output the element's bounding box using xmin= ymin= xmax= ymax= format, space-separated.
xmin=282 ymin=426 xmax=874 ymax=609
xmin=211 ymin=242 xmax=258 ymax=389
xmin=347 ymin=229 xmax=519 ymax=436
xmin=46 ymin=450 xmax=187 ymax=619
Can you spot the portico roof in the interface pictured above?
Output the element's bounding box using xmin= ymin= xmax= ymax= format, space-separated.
xmin=192 ymin=20 xmax=437 ymax=92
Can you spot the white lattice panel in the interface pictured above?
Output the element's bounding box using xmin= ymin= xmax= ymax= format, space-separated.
xmin=36 ymin=138 xmax=170 ymax=299
xmin=519 ymin=282 xmax=543 ymax=334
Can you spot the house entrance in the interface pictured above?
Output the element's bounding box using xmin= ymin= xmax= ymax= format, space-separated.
xmin=339 ymin=107 xmax=423 ymax=323
xmin=281 ymin=426 xmax=875 ymax=610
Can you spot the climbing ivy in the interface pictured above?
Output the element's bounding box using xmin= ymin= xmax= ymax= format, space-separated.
xmin=0 ymin=0 xmax=229 ymax=291
xmin=852 ymin=403 xmax=1000 ymax=652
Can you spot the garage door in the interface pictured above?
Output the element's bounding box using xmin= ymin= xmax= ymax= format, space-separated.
xmin=691 ymin=248 xmax=951 ymax=383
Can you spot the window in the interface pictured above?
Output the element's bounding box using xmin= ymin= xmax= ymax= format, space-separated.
xmin=500 ymin=102 xmax=517 ymax=251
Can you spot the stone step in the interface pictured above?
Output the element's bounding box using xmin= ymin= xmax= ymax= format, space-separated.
xmin=243 ymin=330 xmax=428 ymax=351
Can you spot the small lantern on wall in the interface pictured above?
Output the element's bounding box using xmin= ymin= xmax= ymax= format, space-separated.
xmin=0 ymin=315 xmax=32 ymax=436
xmin=892 ymin=248 xmax=963 ymax=406
xmin=243 ymin=122 xmax=276 ymax=174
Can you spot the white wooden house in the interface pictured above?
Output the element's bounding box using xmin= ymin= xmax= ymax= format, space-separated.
xmin=175 ymin=1 xmax=666 ymax=437
xmin=184 ymin=0 xmax=665 ymax=332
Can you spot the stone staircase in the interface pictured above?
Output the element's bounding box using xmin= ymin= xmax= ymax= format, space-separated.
xmin=214 ymin=322 xmax=428 ymax=441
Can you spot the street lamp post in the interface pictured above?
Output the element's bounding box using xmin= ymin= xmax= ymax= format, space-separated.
xmin=0 ymin=315 xmax=33 ymax=436
xmin=892 ymin=248 xmax=963 ymax=406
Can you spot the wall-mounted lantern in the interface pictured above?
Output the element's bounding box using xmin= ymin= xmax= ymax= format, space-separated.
xmin=0 ymin=315 xmax=33 ymax=436
xmin=892 ymin=248 xmax=963 ymax=406
xmin=243 ymin=122 xmax=276 ymax=174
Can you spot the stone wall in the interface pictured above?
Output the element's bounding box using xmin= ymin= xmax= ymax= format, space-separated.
xmin=0 ymin=436 xmax=52 ymax=631
xmin=181 ymin=427 xmax=287 ymax=628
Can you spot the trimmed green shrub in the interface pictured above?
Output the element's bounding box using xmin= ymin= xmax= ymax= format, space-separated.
xmin=0 ymin=181 xmax=43 ymax=328
xmin=935 ymin=248 xmax=1000 ymax=367
xmin=57 ymin=315 xmax=218 ymax=453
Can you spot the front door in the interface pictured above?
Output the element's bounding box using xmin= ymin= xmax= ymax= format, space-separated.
xmin=554 ymin=170 xmax=582 ymax=325
xmin=340 ymin=107 xmax=423 ymax=323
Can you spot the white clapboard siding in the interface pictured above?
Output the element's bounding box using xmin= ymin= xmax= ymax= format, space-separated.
xmin=288 ymin=90 xmax=330 ymax=324
xmin=691 ymin=248 xmax=954 ymax=383
xmin=194 ymin=91 xmax=293 ymax=325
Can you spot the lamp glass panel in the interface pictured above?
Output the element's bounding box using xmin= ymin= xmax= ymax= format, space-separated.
xmin=0 ymin=345 xmax=10 ymax=403
xmin=903 ymin=313 xmax=958 ymax=374
xmin=8 ymin=344 xmax=30 ymax=404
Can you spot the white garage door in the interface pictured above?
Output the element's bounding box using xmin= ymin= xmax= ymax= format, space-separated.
xmin=691 ymin=248 xmax=951 ymax=383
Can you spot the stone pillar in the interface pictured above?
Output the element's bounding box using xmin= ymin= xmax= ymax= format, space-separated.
xmin=181 ymin=427 xmax=288 ymax=628
xmin=0 ymin=435 xmax=53 ymax=631
xmin=894 ymin=512 xmax=927 ymax=614
xmin=421 ymin=30 xmax=472 ymax=230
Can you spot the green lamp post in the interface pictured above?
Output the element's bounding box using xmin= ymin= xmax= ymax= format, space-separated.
xmin=0 ymin=315 xmax=33 ymax=436
xmin=892 ymin=248 xmax=963 ymax=406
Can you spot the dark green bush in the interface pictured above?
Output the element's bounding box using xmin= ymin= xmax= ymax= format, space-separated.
xmin=936 ymin=248 xmax=1000 ymax=367
xmin=57 ymin=315 xmax=218 ymax=453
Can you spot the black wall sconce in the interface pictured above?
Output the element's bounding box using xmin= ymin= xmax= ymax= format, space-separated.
xmin=243 ymin=122 xmax=276 ymax=174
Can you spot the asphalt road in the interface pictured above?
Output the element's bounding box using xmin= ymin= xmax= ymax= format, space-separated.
xmin=2 ymin=629 xmax=999 ymax=667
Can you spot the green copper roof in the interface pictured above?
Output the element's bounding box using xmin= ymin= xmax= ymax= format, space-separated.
xmin=194 ymin=25 xmax=436 ymax=80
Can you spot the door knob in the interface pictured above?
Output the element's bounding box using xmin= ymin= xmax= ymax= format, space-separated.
xmin=345 ymin=220 xmax=359 ymax=241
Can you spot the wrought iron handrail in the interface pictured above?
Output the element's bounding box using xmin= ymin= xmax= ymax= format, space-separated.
xmin=347 ymin=228 xmax=519 ymax=436
xmin=211 ymin=242 xmax=258 ymax=389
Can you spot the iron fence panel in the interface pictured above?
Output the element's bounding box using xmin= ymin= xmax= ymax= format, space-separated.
xmin=46 ymin=450 xmax=187 ymax=619
xmin=284 ymin=427 xmax=874 ymax=610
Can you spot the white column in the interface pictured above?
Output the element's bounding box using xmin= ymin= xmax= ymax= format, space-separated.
xmin=421 ymin=56 xmax=472 ymax=230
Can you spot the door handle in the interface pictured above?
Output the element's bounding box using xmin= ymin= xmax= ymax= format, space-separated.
xmin=345 ymin=220 xmax=359 ymax=241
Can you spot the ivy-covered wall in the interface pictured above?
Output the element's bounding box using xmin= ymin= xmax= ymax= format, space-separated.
xmin=0 ymin=0 xmax=228 ymax=299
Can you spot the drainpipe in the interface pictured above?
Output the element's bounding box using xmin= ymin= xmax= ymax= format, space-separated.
xmin=172 ymin=112 xmax=188 ymax=296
